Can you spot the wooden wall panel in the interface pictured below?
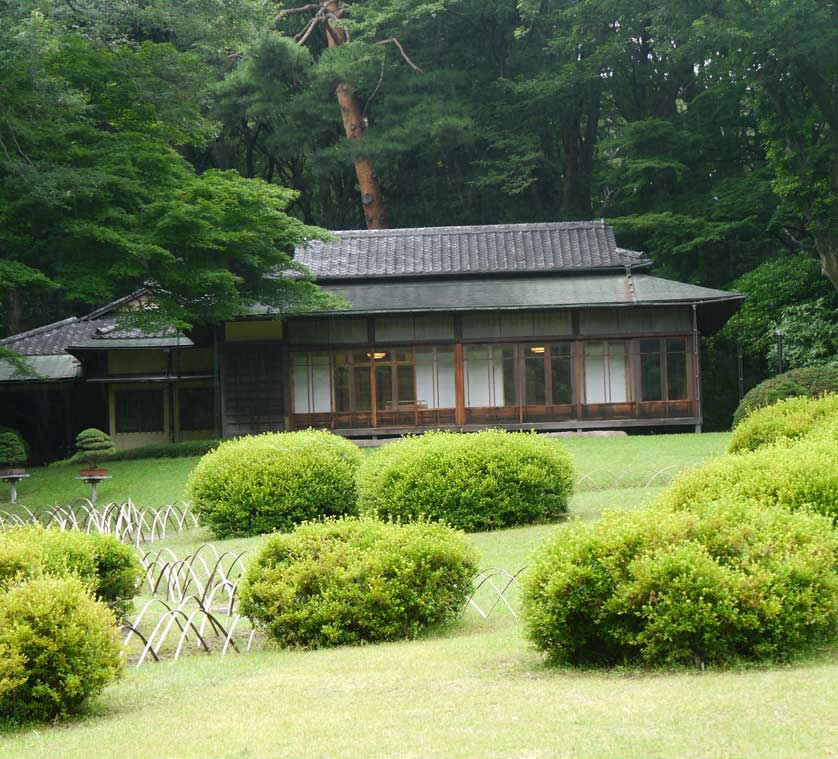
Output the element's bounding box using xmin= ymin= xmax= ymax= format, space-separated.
xmin=221 ymin=342 xmax=285 ymax=437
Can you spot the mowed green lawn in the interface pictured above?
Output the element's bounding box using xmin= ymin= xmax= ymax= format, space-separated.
xmin=4 ymin=430 xmax=837 ymax=758
xmin=1 ymin=431 xmax=730 ymax=509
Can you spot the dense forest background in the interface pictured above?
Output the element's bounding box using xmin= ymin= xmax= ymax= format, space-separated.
xmin=1 ymin=0 xmax=836 ymax=427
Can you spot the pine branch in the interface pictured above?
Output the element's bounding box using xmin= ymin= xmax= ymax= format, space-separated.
xmin=373 ymin=38 xmax=423 ymax=74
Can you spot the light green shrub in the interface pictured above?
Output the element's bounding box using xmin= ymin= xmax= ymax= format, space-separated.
xmin=657 ymin=429 xmax=838 ymax=522
xmin=186 ymin=429 xmax=363 ymax=538
xmin=357 ymin=430 xmax=574 ymax=531
xmin=733 ymin=366 xmax=838 ymax=427
xmin=522 ymin=500 xmax=838 ymax=667
xmin=0 ymin=576 xmax=124 ymax=722
xmin=239 ymin=517 xmax=480 ymax=648
xmin=0 ymin=527 xmax=142 ymax=617
xmin=728 ymin=394 xmax=838 ymax=453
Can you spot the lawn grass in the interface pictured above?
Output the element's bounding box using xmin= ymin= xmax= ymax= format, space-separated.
xmin=1 ymin=431 xmax=728 ymax=509
xmin=5 ymin=619 xmax=837 ymax=758
xmin=3 ymin=430 xmax=838 ymax=758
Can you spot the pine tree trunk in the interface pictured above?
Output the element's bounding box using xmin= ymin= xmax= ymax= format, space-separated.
xmin=325 ymin=3 xmax=388 ymax=229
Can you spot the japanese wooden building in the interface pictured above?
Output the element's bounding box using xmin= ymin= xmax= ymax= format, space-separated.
xmin=0 ymin=222 xmax=744 ymax=461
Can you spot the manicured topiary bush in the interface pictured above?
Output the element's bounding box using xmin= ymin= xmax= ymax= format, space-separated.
xmin=239 ymin=517 xmax=480 ymax=648
xmin=729 ymin=394 xmax=838 ymax=453
xmin=0 ymin=431 xmax=26 ymax=470
xmin=522 ymin=500 xmax=838 ymax=667
xmin=72 ymin=428 xmax=116 ymax=469
xmin=0 ymin=576 xmax=124 ymax=723
xmin=357 ymin=430 xmax=574 ymax=531
xmin=656 ymin=427 xmax=838 ymax=522
xmin=186 ymin=429 xmax=363 ymax=538
xmin=733 ymin=366 xmax=838 ymax=427
xmin=0 ymin=527 xmax=142 ymax=617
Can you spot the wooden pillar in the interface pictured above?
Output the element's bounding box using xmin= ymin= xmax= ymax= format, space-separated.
xmin=454 ymin=343 xmax=465 ymax=426
xmin=692 ymin=305 xmax=702 ymax=429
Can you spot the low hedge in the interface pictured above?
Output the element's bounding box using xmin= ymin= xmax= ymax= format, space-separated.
xmin=357 ymin=430 xmax=574 ymax=531
xmin=733 ymin=366 xmax=838 ymax=427
xmin=0 ymin=576 xmax=124 ymax=723
xmin=729 ymin=394 xmax=838 ymax=453
xmin=239 ymin=517 xmax=480 ymax=648
xmin=105 ymin=439 xmax=219 ymax=462
xmin=186 ymin=430 xmax=363 ymax=538
xmin=0 ymin=527 xmax=142 ymax=617
xmin=522 ymin=500 xmax=838 ymax=667
xmin=656 ymin=428 xmax=838 ymax=522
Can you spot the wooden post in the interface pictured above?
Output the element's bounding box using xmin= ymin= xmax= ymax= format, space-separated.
xmin=454 ymin=343 xmax=465 ymax=426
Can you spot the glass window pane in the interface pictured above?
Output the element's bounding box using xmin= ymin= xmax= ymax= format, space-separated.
xmin=415 ymin=349 xmax=435 ymax=409
xmin=525 ymin=346 xmax=546 ymax=405
xmin=353 ymin=351 xmax=371 ymax=365
xmin=499 ymin=347 xmax=517 ymax=406
xmin=376 ymin=364 xmax=393 ymax=409
xmin=397 ymin=364 xmax=415 ymax=403
xmin=641 ymin=352 xmax=662 ymax=401
xmin=608 ymin=343 xmax=628 ymax=403
xmin=310 ymin=352 xmax=331 ymax=412
xmin=550 ymin=345 xmax=573 ymax=404
xmin=436 ymin=349 xmax=456 ymax=409
xmin=334 ymin=365 xmax=350 ymax=411
xmin=465 ymin=346 xmax=491 ymax=407
xmin=640 ymin=339 xmax=660 ymax=354
xmin=292 ymin=353 xmax=311 ymax=413
xmin=354 ymin=366 xmax=372 ymax=411
xmin=584 ymin=343 xmax=606 ymax=404
xmin=667 ymin=352 xmax=688 ymax=400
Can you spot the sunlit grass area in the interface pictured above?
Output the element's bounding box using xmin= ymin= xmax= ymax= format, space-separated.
xmin=6 ymin=429 xmax=836 ymax=759
xmin=1 ymin=431 xmax=728 ymax=509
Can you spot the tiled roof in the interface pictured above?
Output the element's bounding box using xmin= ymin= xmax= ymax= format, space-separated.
xmin=0 ymin=354 xmax=81 ymax=382
xmin=0 ymin=295 xmax=187 ymax=360
xmin=294 ymin=221 xmax=650 ymax=280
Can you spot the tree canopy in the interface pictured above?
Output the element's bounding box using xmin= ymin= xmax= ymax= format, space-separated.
xmin=0 ymin=0 xmax=835 ymax=420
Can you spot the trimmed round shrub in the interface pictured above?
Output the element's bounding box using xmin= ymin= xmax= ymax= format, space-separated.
xmin=733 ymin=366 xmax=838 ymax=427
xmin=0 ymin=527 xmax=142 ymax=617
xmin=239 ymin=517 xmax=480 ymax=648
xmin=357 ymin=430 xmax=574 ymax=531
xmin=656 ymin=428 xmax=838 ymax=522
xmin=0 ymin=431 xmax=26 ymax=469
xmin=186 ymin=429 xmax=363 ymax=538
xmin=0 ymin=576 xmax=124 ymax=723
xmin=522 ymin=500 xmax=838 ymax=667
xmin=729 ymin=394 xmax=838 ymax=453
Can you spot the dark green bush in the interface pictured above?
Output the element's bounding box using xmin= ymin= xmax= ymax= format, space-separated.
xmin=656 ymin=426 xmax=838 ymax=522
xmin=186 ymin=429 xmax=363 ymax=538
xmin=733 ymin=366 xmax=838 ymax=427
xmin=0 ymin=431 xmax=26 ymax=469
xmin=0 ymin=527 xmax=142 ymax=617
xmin=0 ymin=427 xmax=29 ymax=461
xmin=357 ymin=430 xmax=574 ymax=531
xmin=522 ymin=500 xmax=838 ymax=667
xmin=729 ymin=394 xmax=838 ymax=453
xmin=0 ymin=576 xmax=124 ymax=722
xmin=72 ymin=428 xmax=116 ymax=468
xmin=106 ymin=438 xmax=219 ymax=462
xmin=239 ymin=517 xmax=480 ymax=648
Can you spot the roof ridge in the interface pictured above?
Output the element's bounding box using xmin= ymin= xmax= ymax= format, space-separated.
xmin=330 ymin=221 xmax=608 ymax=238
xmin=0 ymin=317 xmax=78 ymax=347
xmin=81 ymin=289 xmax=147 ymax=320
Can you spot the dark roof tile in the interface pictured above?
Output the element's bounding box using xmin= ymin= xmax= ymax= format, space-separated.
xmin=295 ymin=221 xmax=650 ymax=280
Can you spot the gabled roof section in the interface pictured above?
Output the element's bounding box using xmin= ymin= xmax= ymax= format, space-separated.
xmin=294 ymin=221 xmax=651 ymax=280
xmin=0 ymin=291 xmax=188 ymax=360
